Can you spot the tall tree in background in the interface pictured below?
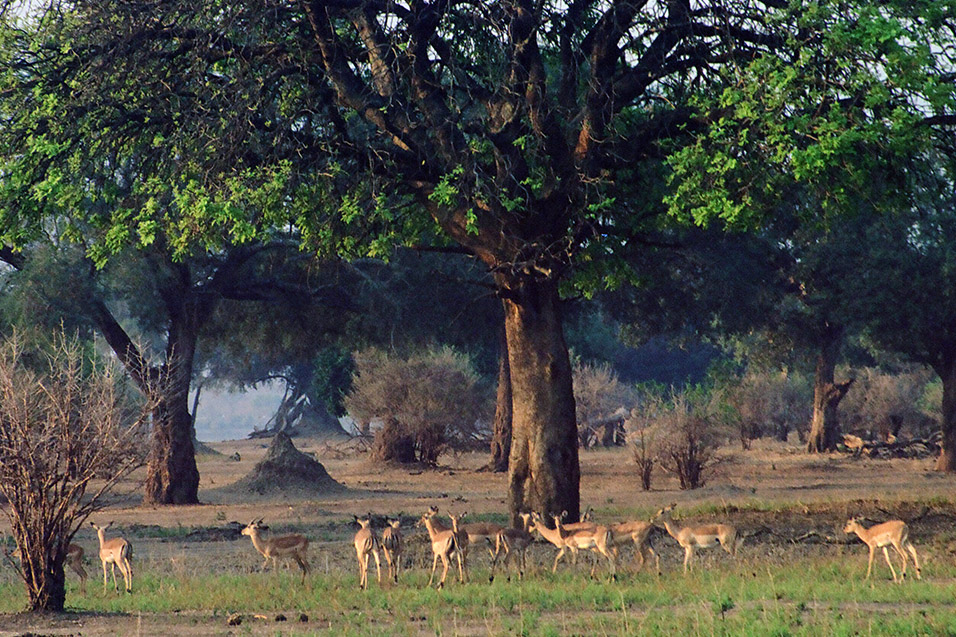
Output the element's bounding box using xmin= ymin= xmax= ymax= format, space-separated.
xmin=3 ymin=1 xmax=953 ymax=513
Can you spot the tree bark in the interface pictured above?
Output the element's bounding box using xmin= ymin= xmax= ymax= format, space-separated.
xmin=806 ymin=326 xmax=853 ymax=453
xmin=935 ymin=354 xmax=956 ymax=471
xmin=23 ymin=549 xmax=66 ymax=611
xmin=502 ymin=276 xmax=579 ymax=524
xmin=487 ymin=318 xmax=512 ymax=473
xmin=144 ymin=313 xmax=200 ymax=504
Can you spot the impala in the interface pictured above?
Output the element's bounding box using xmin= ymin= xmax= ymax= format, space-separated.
xmin=654 ymin=504 xmax=741 ymax=573
xmin=456 ymin=518 xmax=505 ymax=560
xmin=843 ymin=517 xmax=922 ymax=583
xmin=604 ymin=518 xmax=658 ymax=574
xmin=559 ymin=506 xmax=597 ymax=533
xmin=11 ymin=544 xmax=87 ymax=589
xmin=65 ymin=543 xmax=88 ymax=589
xmin=418 ymin=508 xmax=466 ymax=589
xmin=241 ymin=518 xmax=311 ymax=581
xmin=353 ymin=515 xmax=382 ymax=590
xmin=490 ymin=512 xmax=534 ymax=581
xmin=553 ymin=514 xmax=616 ymax=579
xmin=380 ymin=517 xmax=403 ymax=583
xmin=90 ymin=522 xmax=133 ymax=593
xmin=448 ymin=511 xmax=470 ymax=579
xmin=529 ymin=511 xmax=613 ymax=576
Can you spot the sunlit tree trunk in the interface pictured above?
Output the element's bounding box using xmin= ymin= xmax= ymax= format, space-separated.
xmin=807 ymin=325 xmax=853 ymax=453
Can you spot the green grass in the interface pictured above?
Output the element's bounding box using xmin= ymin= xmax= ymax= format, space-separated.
xmin=2 ymin=548 xmax=955 ymax=635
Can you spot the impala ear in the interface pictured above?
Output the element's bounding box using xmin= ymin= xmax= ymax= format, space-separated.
xmin=561 ymin=510 xmax=569 ymax=520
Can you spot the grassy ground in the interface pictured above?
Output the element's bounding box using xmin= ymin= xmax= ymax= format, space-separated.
xmin=0 ymin=441 xmax=954 ymax=635
xmin=0 ymin=543 xmax=953 ymax=635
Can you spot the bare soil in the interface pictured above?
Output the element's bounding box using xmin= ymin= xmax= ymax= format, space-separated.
xmin=2 ymin=436 xmax=955 ymax=635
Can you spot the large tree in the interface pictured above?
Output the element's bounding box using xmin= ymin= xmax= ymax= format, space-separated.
xmin=4 ymin=1 xmax=952 ymax=515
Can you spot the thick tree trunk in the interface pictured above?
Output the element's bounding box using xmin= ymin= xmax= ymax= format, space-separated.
xmin=486 ymin=320 xmax=512 ymax=473
xmin=144 ymin=316 xmax=200 ymax=505
xmin=501 ymin=276 xmax=579 ymax=524
xmin=23 ymin=552 xmax=66 ymax=612
xmin=806 ymin=326 xmax=853 ymax=453
xmin=935 ymin=355 xmax=956 ymax=472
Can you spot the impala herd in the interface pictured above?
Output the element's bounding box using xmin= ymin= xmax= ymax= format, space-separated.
xmin=43 ymin=505 xmax=922 ymax=594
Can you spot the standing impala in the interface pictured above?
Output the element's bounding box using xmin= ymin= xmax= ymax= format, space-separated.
xmin=843 ymin=517 xmax=922 ymax=583
xmin=490 ymin=512 xmax=534 ymax=581
xmin=241 ymin=518 xmax=311 ymax=581
xmin=418 ymin=508 xmax=466 ymax=589
xmin=553 ymin=514 xmax=617 ymax=579
xmin=380 ymin=517 xmax=404 ymax=583
xmin=90 ymin=522 xmax=133 ymax=593
xmin=654 ymin=504 xmax=740 ymax=573
xmin=608 ymin=517 xmax=659 ymax=574
xmin=353 ymin=515 xmax=382 ymax=590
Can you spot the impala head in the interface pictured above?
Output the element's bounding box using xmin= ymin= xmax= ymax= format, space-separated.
xmin=385 ymin=517 xmax=401 ymax=530
xmin=90 ymin=520 xmax=113 ymax=532
xmin=354 ymin=513 xmax=373 ymax=529
xmin=241 ymin=518 xmax=265 ymax=537
xmin=843 ymin=517 xmax=862 ymax=534
xmin=448 ymin=511 xmax=466 ymax=531
xmin=418 ymin=507 xmax=437 ymax=528
xmin=653 ymin=503 xmax=677 ymax=520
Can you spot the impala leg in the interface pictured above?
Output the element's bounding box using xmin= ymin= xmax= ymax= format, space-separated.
xmin=428 ymin=553 xmax=439 ymax=588
xmin=438 ymin=553 xmax=450 ymax=590
xmin=372 ymin=549 xmax=382 ymax=584
xmin=552 ymin=547 xmax=566 ymax=573
xmin=122 ymin=558 xmax=132 ymax=593
xmin=102 ymin=561 xmax=109 ymax=591
xmin=882 ymin=546 xmax=899 ymax=583
xmin=906 ymin=542 xmax=922 ymax=580
xmin=891 ymin=542 xmax=909 ymax=581
xmin=683 ymin=546 xmax=694 ymax=573
xmin=865 ymin=546 xmax=875 ymax=580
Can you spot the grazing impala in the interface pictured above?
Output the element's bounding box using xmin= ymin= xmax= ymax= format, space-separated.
xmin=353 ymin=515 xmax=382 ymax=590
xmin=418 ymin=508 xmax=466 ymax=589
xmin=654 ymin=504 xmax=740 ymax=573
xmin=241 ymin=518 xmax=311 ymax=581
xmin=844 ymin=517 xmax=922 ymax=583
xmin=380 ymin=517 xmax=404 ymax=583
xmin=90 ymin=522 xmax=133 ymax=593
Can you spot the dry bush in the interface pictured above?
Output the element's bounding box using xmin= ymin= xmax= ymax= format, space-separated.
xmin=653 ymin=388 xmax=731 ymax=490
xmin=344 ymin=347 xmax=491 ymax=465
xmin=840 ymin=366 xmax=937 ymax=440
xmin=573 ymin=359 xmax=637 ymax=448
xmin=626 ymin=393 xmax=667 ymax=490
xmin=724 ymin=369 xmax=811 ymax=448
xmin=0 ymin=331 xmax=152 ymax=611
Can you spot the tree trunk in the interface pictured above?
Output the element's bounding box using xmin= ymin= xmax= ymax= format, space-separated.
xmin=935 ymin=354 xmax=956 ymax=471
xmin=501 ymin=276 xmax=579 ymax=524
xmin=486 ymin=319 xmax=512 ymax=473
xmin=22 ymin=545 xmax=66 ymax=612
xmin=144 ymin=315 xmax=200 ymax=505
xmin=806 ymin=326 xmax=853 ymax=453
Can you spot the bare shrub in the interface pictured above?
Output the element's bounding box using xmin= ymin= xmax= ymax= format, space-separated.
xmin=626 ymin=392 xmax=667 ymax=490
xmin=573 ymin=359 xmax=637 ymax=448
xmin=724 ymin=369 xmax=811 ymax=447
xmin=344 ymin=347 xmax=491 ymax=465
xmin=654 ymin=388 xmax=731 ymax=490
xmin=841 ymin=366 xmax=937 ymax=440
xmin=0 ymin=331 xmax=152 ymax=611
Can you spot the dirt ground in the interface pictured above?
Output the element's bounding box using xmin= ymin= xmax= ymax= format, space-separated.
xmin=1 ymin=435 xmax=955 ymax=635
